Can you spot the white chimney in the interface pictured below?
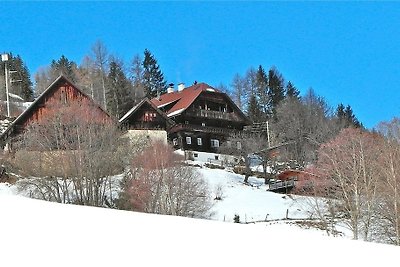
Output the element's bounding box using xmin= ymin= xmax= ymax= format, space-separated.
xmin=178 ymin=83 xmax=185 ymax=92
xmin=167 ymin=83 xmax=174 ymax=93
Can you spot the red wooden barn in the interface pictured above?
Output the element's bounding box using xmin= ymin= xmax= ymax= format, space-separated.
xmin=0 ymin=75 xmax=114 ymax=148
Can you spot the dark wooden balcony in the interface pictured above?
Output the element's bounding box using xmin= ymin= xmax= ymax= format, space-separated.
xmin=169 ymin=123 xmax=238 ymax=135
xmin=188 ymin=109 xmax=241 ymax=122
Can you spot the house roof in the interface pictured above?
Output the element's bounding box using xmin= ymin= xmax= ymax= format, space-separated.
xmin=119 ymin=97 xmax=175 ymax=126
xmin=151 ymin=82 xmax=251 ymax=124
xmin=151 ymin=83 xmax=218 ymax=117
xmin=0 ymin=75 xmax=113 ymax=142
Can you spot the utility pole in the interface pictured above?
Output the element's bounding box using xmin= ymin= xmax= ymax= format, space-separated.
xmin=1 ymin=53 xmax=10 ymax=117
xmin=266 ymin=120 xmax=271 ymax=148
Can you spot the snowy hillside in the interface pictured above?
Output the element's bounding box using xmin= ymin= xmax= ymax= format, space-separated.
xmin=1 ymin=166 xmax=400 ymax=266
xmin=199 ymin=167 xmax=308 ymax=222
xmin=0 ymin=190 xmax=399 ymax=267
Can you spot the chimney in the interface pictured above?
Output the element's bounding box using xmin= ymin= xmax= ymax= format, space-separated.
xmin=167 ymin=83 xmax=174 ymax=93
xmin=178 ymin=83 xmax=185 ymax=92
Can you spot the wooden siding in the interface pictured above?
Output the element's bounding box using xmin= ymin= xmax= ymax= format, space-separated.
xmin=1 ymin=77 xmax=113 ymax=143
xmin=22 ymin=83 xmax=111 ymax=130
xmin=122 ymin=101 xmax=170 ymax=130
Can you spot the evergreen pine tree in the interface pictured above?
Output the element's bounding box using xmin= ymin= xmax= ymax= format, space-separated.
xmin=255 ymin=65 xmax=270 ymax=121
xmin=335 ymin=103 xmax=361 ymax=128
xmin=268 ymin=67 xmax=285 ymax=119
xmin=0 ymin=53 xmax=33 ymax=101
xmin=285 ymin=81 xmax=300 ymax=99
xmin=50 ymin=55 xmax=78 ymax=82
xmin=106 ymin=59 xmax=133 ymax=118
xmin=344 ymin=105 xmax=361 ymax=128
xmin=336 ymin=103 xmax=346 ymax=120
xmin=142 ymin=49 xmax=167 ymax=98
xmin=247 ymin=94 xmax=261 ymax=123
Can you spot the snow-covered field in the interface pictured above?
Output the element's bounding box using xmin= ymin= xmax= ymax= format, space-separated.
xmin=1 ymin=166 xmax=399 ymax=266
xmin=199 ymin=167 xmax=308 ymax=223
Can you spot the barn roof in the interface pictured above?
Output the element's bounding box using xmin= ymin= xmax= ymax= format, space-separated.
xmin=0 ymin=75 xmax=112 ymax=142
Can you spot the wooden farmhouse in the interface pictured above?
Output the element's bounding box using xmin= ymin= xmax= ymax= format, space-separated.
xmin=0 ymin=75 xmax=114 ymax=150
xmin=118 ymin=98 xmax=175 ymax=144
xmin=119 ymin=98 xmax=174 ymax=131
xmin=149 ymin=82 xmax=251 ymax=153
xmin=2 ymin=77 xmax=250 ymax=156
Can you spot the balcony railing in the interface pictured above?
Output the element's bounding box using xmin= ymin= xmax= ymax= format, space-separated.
xmin=189 ymin=109 xmax=240 ymax=121
xmin=169 ymin=123 xmax=238 ymax=135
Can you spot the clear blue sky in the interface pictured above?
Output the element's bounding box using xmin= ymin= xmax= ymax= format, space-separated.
xmin=1 ymin=2 xmax=399 ymax=128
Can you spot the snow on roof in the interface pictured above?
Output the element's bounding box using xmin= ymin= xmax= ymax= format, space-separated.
xmin=8 ymin=92 xmax=24 ymax=101
xmin=119 ymin=101 xmax=142 ymax=123
xmin=157 ymin=100 xmax=178 ymax=108
xmin=167 ymin=108 xmax=185 ymax=117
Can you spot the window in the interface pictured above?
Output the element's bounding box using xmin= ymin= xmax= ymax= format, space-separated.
xmin=226 ymin=141 xmax=232 ymax=148
xmin=215 ymin=155 xmax=219 ymax=160
xmin=173 ymin=138 xmax=178 ymax=146
xmin=186 ymin=137 xmax=192 ymax=144
xmin=60 ymin=89 xmax=67 ymax=104
xmin=201 ymin=122 xmax=206 ymax=127
xmin=237 ymin=141 xmax=242 ymax=150
xmin=194 ymin=153 xmax=198 ymax=158
xmin=210 ymin=139 xmax=219 ymax=148
xmin=144 ymin=111 xmax=156 ymax=122
xmin=197 ymin=138 xmax=202 ymax=146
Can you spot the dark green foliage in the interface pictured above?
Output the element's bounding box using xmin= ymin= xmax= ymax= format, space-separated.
xmin=285 ymin=81 xmax=300 ymax=99
xmin=268 ymin=67 xmax=285 ymax=120
xmin=255 ymin=65 xmax=270 ymax=120
xmin=0 ymin=53 xmax=33 ymax=101
xmin=50 ymin=55 xmax=78 ymax=83
xmin=106 ymin=59 xmax=133 ymax=118
xmin=142 ymin=49 xmax=167 ymax=98
xmin=247 ymin=94 xmax=261 ymax=122
xmin=336 ymin=103 xmax=362 ymax=128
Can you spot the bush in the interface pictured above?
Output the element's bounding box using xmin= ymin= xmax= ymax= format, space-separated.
xmin=122 ymin=142 xmax=214 ymax=218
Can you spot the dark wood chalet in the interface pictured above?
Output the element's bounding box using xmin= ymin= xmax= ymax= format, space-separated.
xmin=151 ymin=83 xmax=251 ymax=153
xmin=119 ymin=98 xmax=174 ymax=131
xmin=0 ymin=75 xmax=114 ymax=149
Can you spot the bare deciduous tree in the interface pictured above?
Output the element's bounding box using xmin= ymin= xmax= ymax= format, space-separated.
xmin=314 ymin=128 xmax=381 ymax=240
xmin=90 ymin=40 xmax=109 ymax=109
xmin=376 ymin=118 xmax=400 ymax=245
xmin=10 ymin=99 xmax=127 ymax=207
xmin=220 ymin=131 xmax=264 ymax=183
xmin=125 ymin=141 xmax=213 ymax=218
